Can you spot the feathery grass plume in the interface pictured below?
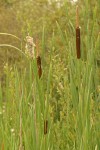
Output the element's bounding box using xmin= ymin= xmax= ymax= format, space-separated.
xmin=36 ymin=39 xmax=42 ymax=78
xmin=25 ymin=34 xmax=36 ymax=58
xmin=44 ymin=120 xmax=48 ymax=135
xmin=76 ymin=6 xmax=81 ymax=59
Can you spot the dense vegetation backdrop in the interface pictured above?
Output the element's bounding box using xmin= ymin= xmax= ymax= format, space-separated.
xmin=0 ymin=0 xmax=100 ymax=150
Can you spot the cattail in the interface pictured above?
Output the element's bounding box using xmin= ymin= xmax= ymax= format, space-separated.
xmin=44 ymin=120 xmax=48 ymax=135
xmin=25 ymin=36 xmax=42 ymax=78
xmin=37 ymin=56 xmax=42 ymax=78
xmin=76 ymin=6 xmax=81 ymax=59
xmin=36 ymin=39 xmax=42 ymax=78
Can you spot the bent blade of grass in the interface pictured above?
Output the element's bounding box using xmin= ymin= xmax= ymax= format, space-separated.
xmin=0 ymin=33 xmax=21 ymax=41
xmin=0 ymin=44 xmax=26 ymax=57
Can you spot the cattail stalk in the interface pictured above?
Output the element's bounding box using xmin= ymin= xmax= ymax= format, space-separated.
xmin=19 ymin=112 xmax=23 ymax=150
xmin=76 ymin=6 xmax=81 ymax=59
xmin=34 ymin=103 xmax=38 ymax=148
xmin=44 ymin=120 xmax=48 ymax=135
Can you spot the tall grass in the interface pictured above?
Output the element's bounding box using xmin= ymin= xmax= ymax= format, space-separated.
xmin=0 ymin=3 xmax=100 ymax=150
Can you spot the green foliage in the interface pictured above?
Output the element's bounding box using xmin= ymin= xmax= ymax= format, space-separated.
xmin=0 ymin=0 xmax=100 ymax=149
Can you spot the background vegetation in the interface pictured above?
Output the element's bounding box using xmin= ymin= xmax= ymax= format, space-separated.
xmin=0 ymin=0 xmax=100 ymax=149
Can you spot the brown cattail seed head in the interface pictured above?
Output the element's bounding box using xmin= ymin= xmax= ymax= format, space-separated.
xmin=37 ymin=56 xmax=42 ymax=78
xmin=44 ymin=120 xmax=48 ymax=135
xmin=76 ymin=27 xmax=81 ymax=59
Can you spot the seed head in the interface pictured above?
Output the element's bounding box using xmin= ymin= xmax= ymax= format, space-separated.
xmin=25 ymin=35 xmax=36 ymax=58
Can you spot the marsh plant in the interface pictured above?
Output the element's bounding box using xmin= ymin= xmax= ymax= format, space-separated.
xmin=0 ymin=2 xmax=100 ymax=150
